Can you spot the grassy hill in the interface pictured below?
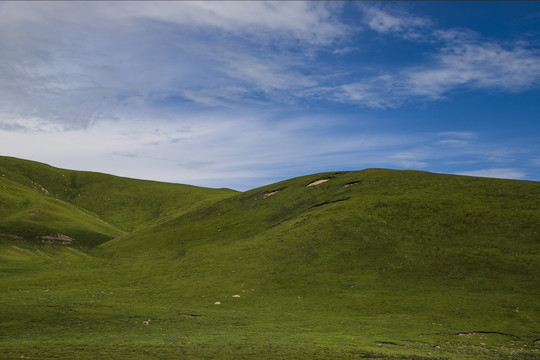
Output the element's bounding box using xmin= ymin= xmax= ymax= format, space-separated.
xmin=0 ymin=156 xmax=236 ymax=248
xmin=1 ymin=157 xmax=539 ymax=359
xmin=0 ymin=171 xmax=123 ymax=248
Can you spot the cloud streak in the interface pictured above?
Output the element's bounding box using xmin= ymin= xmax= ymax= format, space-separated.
xmin=360 ymin=4 xmax=433 ymax=40
xmin=0 ymin=2 xmax=346 ymax=45
xmin=338 ymin=5 xmax=540 ymax=108
xmin=0 ymin=111 xmax=418 ymax=189
xmin=0 ymin=1 xmax=347 ymax=131
xmin=0 ymin=2 xmax=538 ymax=188
xmin=2 ymin=1 xmax=539 ymax=131
xmin=338 ymin=39 xmax=540 ymax=107
xmin=457 ymin=168 xmax=527 ymax=180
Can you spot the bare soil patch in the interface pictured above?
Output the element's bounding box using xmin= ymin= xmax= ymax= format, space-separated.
xmin=262 ymin=190 xmax=280 ymax=198
xmin=40 ymin=233 xmax=74 ymax=245
xmin=258 ymin=187 xmax=285 ymax=199
xmin=307 ymin=179 xmax=329 ymax=187
xmin=342 ymin=181 xmax=359 ymax=188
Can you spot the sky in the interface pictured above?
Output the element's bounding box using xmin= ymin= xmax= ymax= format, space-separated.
xmin=1 ymin=1 xmax=539 ymax=190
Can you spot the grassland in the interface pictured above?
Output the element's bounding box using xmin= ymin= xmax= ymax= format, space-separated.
xmin=1 ymin=156 xmax=539 ymax=359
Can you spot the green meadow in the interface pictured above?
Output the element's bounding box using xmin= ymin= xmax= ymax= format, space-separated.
xmin=1 ymin=156 xmax=539 ymax=359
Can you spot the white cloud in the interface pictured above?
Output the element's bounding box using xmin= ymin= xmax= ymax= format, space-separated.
xmin=0 ymin=2 xmax=346 ymax=45
xmin=337 ymin=75 xmax=406 ymax=108
xmin=406 ymin=40 xmax=540 ymax=96
xmin=2 ymin=1 xmax=539 ymax=128
xmin=222 ymin=53 xmax=317 ymax=93
xmin=0 ymin=111 xmax=414 ymax=190
xmin=384 ymin=131 xmax=534 ymax=177
xmin=334 ymin=5 xmax=540 ymax=108
xmin=435 ymin=132 xmax=476 ymax=147
xmin=339 ymin=36 xmax=540 ymax=107
xmin=0 ymin=1 xmax=349 ymax=131
xmin=396 ymin=160 xmax=429 ymax=169
xmin=181 ymin=90 xmax=228 ymax=108
xmin=457 ymin=168 xmax=526 ymax=180
xmin=531 ymin=158 xmax=540 ymax=167
xmin=437 ymin=140 xmax=469 ymax=147
xmin=359 ymin=4 xmax=432 ymax=39
xmin=389 ymin=150 xmax=430 ymax=169
xmin=332 ymin=47 xmax=355 ymax=55
xmin=437 ymin=131 xmax=476 ymax=139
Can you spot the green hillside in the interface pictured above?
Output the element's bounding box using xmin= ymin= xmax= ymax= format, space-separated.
xmin=0 ymin=170 xmax=124 ymax=249
xmin=0 ymin=156 xmax=236 ymax=248
xmin=1 ymin=157 xmax=539 ymax=359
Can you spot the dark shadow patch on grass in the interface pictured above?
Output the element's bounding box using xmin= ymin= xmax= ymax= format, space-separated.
xmin=453 ymin=331 xmax=519 ymax=339
xmin=309 ymin=198 xmax=350 ymax=210
xmin=348 ymin=348 xmax=449 ymax=359
xmin=375 ymin=341 xmax=401 ymax=346
xmin=177 ymin=312 xmax=202 ymax=317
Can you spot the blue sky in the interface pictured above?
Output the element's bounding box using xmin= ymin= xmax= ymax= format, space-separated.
xmin=0 ymin=1 xmax=539 ymax=190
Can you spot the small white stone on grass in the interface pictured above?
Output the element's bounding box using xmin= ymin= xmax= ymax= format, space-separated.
xmin=232 ymin=294 xmax=240 ymax=298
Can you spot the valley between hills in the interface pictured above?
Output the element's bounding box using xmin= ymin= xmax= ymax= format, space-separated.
xmin=1 ymin=155 xmax=539 ymax=359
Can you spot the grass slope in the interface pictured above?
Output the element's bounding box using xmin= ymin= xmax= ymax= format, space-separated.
xmin=0 ymin=172 xmax=124 ymax=248
xmin=0 ymin=156 xmax=238 ymax=230
xmin=0 ymin=156 xmax=237 ymax=247
xmin=1 ymin=161 xmax=539 ymax=359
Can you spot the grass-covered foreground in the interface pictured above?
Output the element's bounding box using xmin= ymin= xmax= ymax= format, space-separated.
xmin=1 ymin=156 xmax=539 ymax=359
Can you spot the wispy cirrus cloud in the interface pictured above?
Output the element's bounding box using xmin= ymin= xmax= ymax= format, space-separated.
xmin=531 ymin=158 xmax=540 ymax=167
xmin=1 ymin=2 xmax=346 ymax=45
xmin=337 ymin=38 xmax=540 ymax=107
xmin=0 ymin=111 xmax=416 ymax=189
xmin=359 ymin=4 xmax=433 ymax=40
xmin=436 ymin=132 xmax=476 ymax=147
xmin=338 ymin=5 xmax=540 ymax=108
xmin=457 ymin=168 xmax=527 ymax=180
xmin=389 ymin=150 xmax=430 ymax=168
xmin=406 ymin=39 xmax=540 ymax=95
xmin=437 ymin=140 xmax=469 ymax=147
xmin=384 ymin=130 xmax=537 ymax=180
xmin=221 ymin=53 xmax=317 ymax=94
xmin=436 ymin=131 xmax=477 ymax=139
xmin=0 ymin=1 xmax=348 ymax=131
xmin=2 ymin=1 xmax=539 ymax=130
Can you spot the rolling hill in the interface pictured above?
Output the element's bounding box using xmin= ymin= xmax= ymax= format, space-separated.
xmin=1 ymin=156 xmax=539 ymax=359
xmin=0 ymin=156 xmax=236 ymax=248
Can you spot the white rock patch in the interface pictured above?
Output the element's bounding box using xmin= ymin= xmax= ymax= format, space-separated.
xmin=307 ymin=179 xmax=329 ymax=187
